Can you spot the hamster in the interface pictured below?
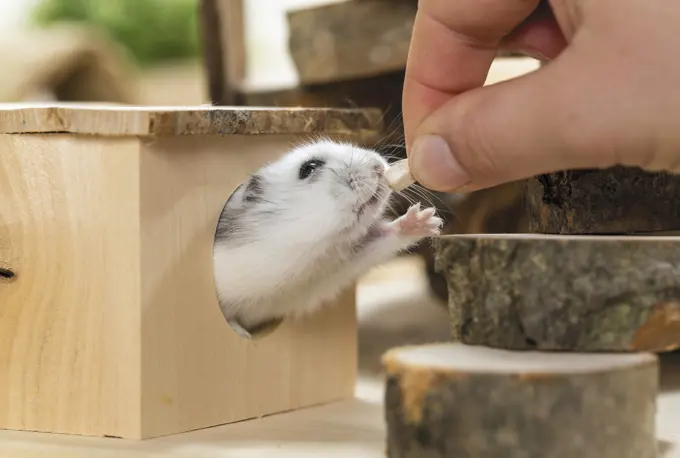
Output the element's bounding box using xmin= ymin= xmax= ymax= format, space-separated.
xmin=212 ymin=139 xmax=443 ymax=339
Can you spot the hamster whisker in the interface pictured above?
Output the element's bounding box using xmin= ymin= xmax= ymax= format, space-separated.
xmin=389 ymin=187 xmax=418 ymax=207
xmin=371 ymin=104 xmax=399 ymax=134
xmin=369 ymin=115 xmax=405 ymax=149
xmin=409 ymin=184 xmax=458 ymax=216
xmin=387 ymin=113 xmax=405 ymax=135
xmin=397 ymin=188 xmax=444 ymax=216
xmin=349 ymin=145 xmax=357 ymax=169
xmin=377 ymin=154 xmax=405 ymax=165
xmin=376 ymin=150 xmax=405 ymax=157
xmin=374 ymin=141 xmax=404 ymax=153
xmin=328 ymin=168 xmax=343 ymax=181
xmin=396 ymin=193 xmax=418 ymax=207
xmin=400 ymin=187 xmax=452 ymax=216
xmin=376 ymin=144 xmax=406 ymax=154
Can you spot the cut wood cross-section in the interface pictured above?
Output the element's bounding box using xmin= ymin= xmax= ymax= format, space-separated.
xmin=383 ymin=343 xmax=658 ymax=458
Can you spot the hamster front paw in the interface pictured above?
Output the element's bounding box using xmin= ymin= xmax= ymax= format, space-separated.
xmin=392 ymin=203 xmax=443 ymax=238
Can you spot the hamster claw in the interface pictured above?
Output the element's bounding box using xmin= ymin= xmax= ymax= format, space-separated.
xmin=405 ymin=202 xmax=421 ymax=216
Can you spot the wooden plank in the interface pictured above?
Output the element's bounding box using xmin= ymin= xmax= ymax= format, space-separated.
xmin=434 ymin=233 xmax=680 ymax=352
xmin=383 ymin=343 xmax=658 ymax=458
xmin=287 ymin=0 xmax=416 ymax=84
xmin=0 ymin=103 xmax=383 ymax=137
xmin=524 ymin=166 xmax=680 ymax=234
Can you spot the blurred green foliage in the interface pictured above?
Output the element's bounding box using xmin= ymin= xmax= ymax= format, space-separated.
xmin=32 ymin=0 xmax=201 ymax=66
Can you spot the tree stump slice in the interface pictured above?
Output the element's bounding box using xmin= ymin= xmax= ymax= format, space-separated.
xmin=434 ymin=234 xmax=680 ymax=352
xmin=524 ymin=167 xmax=680 ymax=234
xmin=383 ymin=343 xmax=658 ymax=458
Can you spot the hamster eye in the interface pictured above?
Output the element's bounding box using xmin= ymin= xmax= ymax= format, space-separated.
xmin=298 ymin=159 xmax=325 ymax=180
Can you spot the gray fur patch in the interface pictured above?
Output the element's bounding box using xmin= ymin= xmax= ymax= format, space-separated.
xmin=243 ymin=174 xmax=264 ymax=203
xmin=215 ymin=208 xmax=243 ymax=242
xmin=215 ymin=183 xmax=245 ymax=242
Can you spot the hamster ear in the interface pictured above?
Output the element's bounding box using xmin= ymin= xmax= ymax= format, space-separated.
xmin=242 ymin=174 xmax=264 ymax=203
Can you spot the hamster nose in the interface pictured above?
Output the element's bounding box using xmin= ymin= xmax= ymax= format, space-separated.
xmin=372 ymin=164 xmax=384 ymax=176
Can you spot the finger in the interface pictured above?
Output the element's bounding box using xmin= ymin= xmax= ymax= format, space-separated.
xmin=402 ymin=0 xmax=541 ymax=149
xmin=407 ymin=47 xmax=622 ymax=192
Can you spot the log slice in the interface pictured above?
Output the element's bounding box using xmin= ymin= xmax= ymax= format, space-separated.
xmin=383 ymin=342 xmax=658 ymax=458
xmin=434 ymin=233 xmax=680 ymax=352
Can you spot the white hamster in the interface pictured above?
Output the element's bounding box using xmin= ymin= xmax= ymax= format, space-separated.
xmin=212 ymin=139 xmax=443 ymax=339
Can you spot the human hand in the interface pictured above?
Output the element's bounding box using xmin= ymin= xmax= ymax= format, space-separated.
xmin=403 ymin=0 xmax=680 ymax=192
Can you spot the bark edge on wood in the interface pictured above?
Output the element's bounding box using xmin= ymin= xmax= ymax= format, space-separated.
xmin=524 ymin=167 xmax=680 ymax=234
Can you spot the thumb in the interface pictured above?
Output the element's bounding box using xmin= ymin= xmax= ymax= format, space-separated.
xmin=407 ymin=50 xmax=621 ymax=192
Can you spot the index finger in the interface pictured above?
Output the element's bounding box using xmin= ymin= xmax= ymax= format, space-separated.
xmin=402 ymin=0 xmax=541 ymax=149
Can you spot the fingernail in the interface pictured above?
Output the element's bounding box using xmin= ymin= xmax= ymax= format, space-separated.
xmin=410 ymin=135 xmax=470 ymax=191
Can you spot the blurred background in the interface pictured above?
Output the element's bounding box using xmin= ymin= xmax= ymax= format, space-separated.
xmin=0 ymin=0 xmax=538 ymax=376
xmin=0 ymin=0 xmax=537 ymax=103
xmin=0 ymin=0 xmax=380 ymax=104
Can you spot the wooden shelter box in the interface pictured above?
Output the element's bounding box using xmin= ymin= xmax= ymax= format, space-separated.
xmin=0 ymin=104 xmax=383 ymax=439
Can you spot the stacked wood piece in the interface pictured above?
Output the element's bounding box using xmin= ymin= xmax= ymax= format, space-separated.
xmin=524 ymin=167 xmax=680 ymax=234
xmin=383 ymin=343 xmax=658 ymax=458
xmin=434 ymin=234 xmax=680 ymax=352
xmin=386 ymin=62 xmax=676 ymax=454
xmin=434 ymin=168 xmax=680 ymax=352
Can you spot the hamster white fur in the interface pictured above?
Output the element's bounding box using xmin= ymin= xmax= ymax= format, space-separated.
xmin=213 ymin=139 xmax=443 ymax=338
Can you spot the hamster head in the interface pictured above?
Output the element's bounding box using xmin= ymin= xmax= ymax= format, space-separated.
xmin=219 ymin=139 xmax=392 ymax=244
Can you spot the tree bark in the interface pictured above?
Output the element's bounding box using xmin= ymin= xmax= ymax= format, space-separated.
xmin=383 ymin=343 xmax=658 ymax=458
xmin=524 ymin=167 xmax=680 ymax=234
xmin=434 ymin=234 xmax=680 ymax=352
